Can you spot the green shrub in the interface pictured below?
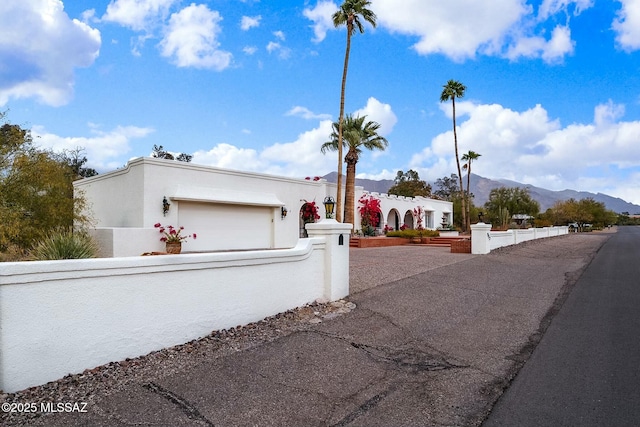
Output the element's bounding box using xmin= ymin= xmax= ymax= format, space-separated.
xmin=386 ymin=229 xmax=439 ymax=238
xmin=30 ymin=230 xmax=98 ymax=260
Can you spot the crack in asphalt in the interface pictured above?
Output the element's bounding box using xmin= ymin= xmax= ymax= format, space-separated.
xmin=350 ymin=342 xmax=467 ymax=373
xmin=142 ymin=382 xmax=215 ymax=427
xmin=329 ymin=383 xmax=398 ymax=427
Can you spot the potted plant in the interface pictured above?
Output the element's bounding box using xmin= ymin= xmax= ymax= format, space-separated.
xmin=154 ymin=223 xmax=197 ymax=254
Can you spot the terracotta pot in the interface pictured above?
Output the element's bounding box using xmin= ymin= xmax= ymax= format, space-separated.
xmin=165 ymin=242 xmax=182 ymax=254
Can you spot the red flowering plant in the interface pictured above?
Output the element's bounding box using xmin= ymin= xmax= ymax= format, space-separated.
xmin=154 ymin=223 xmax=197 ymax=243
xmin=358 ymin=194 xmax=382 ymax=236
xmin=301 ymin=200 xmax=321 ymax=224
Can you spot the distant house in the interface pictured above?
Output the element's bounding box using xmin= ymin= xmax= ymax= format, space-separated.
xmin=512 ymin=214 xmax=534 ymax=226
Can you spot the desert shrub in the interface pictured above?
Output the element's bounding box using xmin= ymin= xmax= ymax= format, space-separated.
xmin=0 ymin=244 xmax=29 ymax=262
xmin=30 ymin=230 xmax=98 ymax=260
xmin=386 ymin=229 xmax=439 ymax=238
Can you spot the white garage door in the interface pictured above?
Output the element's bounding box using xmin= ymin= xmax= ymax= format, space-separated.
xmin=177 ymin=201 xmax=274 ymax=252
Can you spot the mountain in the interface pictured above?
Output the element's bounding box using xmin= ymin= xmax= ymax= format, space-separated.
xmin=322 ymin=172 xmax=395 ymax=194
xmin=322 ymin=172 xmax=640 ymax=214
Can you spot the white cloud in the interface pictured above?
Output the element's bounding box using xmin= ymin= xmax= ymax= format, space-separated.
xmin=373 ymin=0 xmax=528 ymax=61
xmin=193 ymin=143 xmax=265 ymax=171
xmin=266 ymin=41 xmax=291 ymax=59
xmin=193 ymin=120 xmax=335 ymax=177
xmin=266 ymin=41 xmax=280 ymax=53
xmin=368 ymin=0 xmax=592 ymax=62
xmin=243 ymin=46 xmax=258 ymax=55
xmin=537 ymin=0 xmax=594 ymax=21
xmin=353 ymin=97 xmax=398 ymax=137
xmin=273 ymin=30 xmax=286 ymax=41
xmin=286 ymin=106 xmax=332 ymax=120
xmin=159 ymin=4 xmax=232 ymax=70
xmin=411 ymin=100 xmax=640 ymax=202
xmin=32 ymin=124 xmax=155 ymax=171
xmin=240 ymin=15 xmax=261 ymax=31
xmin=0 ymin=0 xmax=101 ymax=107
xmin=613 ymin=0 xmax=640 ymax=51
xmin=506 ymin=25 xmax=574 ymax=63
xmin=102 ymin=0 xmax=178 ymax=31
xmin=303 ymin=1 xmax=337 ymax=43
xmin=594 ymin=100 xmax=625 ymax=126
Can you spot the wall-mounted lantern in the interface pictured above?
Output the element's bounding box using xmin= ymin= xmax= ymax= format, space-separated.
xmin=162 ymin=196 xmax=171 ymax=216
xmin=281 ymin=206 xmax=288 ymax=219
xmin=323 ymin=196 xmax=335 ymax=219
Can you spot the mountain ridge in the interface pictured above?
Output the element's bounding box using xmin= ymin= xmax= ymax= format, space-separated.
xmin=322 ymin=172 xmax=640 ymax=214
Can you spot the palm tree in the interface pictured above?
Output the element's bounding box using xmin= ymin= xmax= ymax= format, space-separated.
xmin=440 ymin=80 xmax=467 ymax=231
xmin=461 ymin=150 xmax=481 ymax=231
xmin=321 ymin=115 xmax=388 ymax=228
xmin=332 ymin=0 xmax=377 ymax=223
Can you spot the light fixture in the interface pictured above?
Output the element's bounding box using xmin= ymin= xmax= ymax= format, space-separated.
xmin=323 ymin=196 xmax=335 ymax=219
xmin=281 ymin=206 xmax=288 ymax=219
xmin=163 ymin=196 xmax=171 ymax=216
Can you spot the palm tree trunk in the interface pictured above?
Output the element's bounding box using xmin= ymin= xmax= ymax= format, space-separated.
xmin=344 ymin=150 xmax=357 ymax=230
xmin=466 ymin=163 xmax=471 ymax=231
xmin=452 ymin=98 xmax=467 ymax=232
xmin=336 ymin=22 xmax=353 ymax=223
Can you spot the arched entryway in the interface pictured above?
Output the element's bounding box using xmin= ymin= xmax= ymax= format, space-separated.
xmin=387 ymin=209 xmax=401 ymax=231
xmin=403 ymin=210 xmax=414 ymax=229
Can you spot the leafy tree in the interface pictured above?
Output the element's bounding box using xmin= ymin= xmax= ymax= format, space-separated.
xmin=440 ymin=79 xmax=467 ymax=231
xmin=56 ymin=148 xmax=98 ymax=178
xmin=434 ymin=173 xmax=460 ymax=201
xmin=388 ymin=169 xmax=432 ymax=197
xmin=322 ymin=114 xmax=388 ymax=228
xmin=176 ymin=153 xmax=193 ymax=162
xmin=332 ymin=0 xmax=377 ymax=222
xmin=151 ymin=145 xmax=192 ymax=162
xmin=461 ymin=150 xmax=481 ymax=230
xmin=0 ymin=120 xmax=92 ymax=255
xmin=484 ymin=187 xmax=539 ymax=228
xmin=550 ymin=198 xmax=616 ymax=230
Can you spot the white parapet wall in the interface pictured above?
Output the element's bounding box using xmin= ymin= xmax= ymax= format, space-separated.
xmin=0 ymin=221 xmax=351 ymax=393
xmin=471 ymin=223 xmax=569 ymax=254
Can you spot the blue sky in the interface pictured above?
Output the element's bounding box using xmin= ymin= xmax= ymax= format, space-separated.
xmin=2 ymin=0 xmax=640 ymax=205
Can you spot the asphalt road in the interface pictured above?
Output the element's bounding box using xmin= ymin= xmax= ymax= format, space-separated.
xmin=483 ymin=226 xmax=640 ymax=427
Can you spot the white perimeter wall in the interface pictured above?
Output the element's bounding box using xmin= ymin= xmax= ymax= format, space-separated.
xmin=471 ymin=223 xmax=569 ymax=254
xmin=0 ymin=221 xmax=352 ymax=393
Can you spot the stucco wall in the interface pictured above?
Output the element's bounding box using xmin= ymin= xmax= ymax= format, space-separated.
xmin=0 ymin=220 xmax=351 ymax=393
xmin=471 ymin=223 xmax=569 ymax=254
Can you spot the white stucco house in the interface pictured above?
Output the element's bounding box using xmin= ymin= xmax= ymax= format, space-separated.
xmin=74 ymin=157 xmax=453 ymax=257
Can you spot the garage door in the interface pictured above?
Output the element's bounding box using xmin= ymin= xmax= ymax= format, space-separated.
xmin=177 ymin=201 xmax=273 ymax=251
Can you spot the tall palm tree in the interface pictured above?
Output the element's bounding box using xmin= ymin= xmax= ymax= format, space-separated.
xmin=332 ymin=0 xmax=377 ymax=223
xmin=461 ymin=150 xmax=481 ymax=231
xmin=440 ymin=79 xmax=467 ymax=231
xmin=321 ymin=115 xmax=388 ymax=228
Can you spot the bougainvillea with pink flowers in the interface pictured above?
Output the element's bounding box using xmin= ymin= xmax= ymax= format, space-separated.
xmin=358 ymin=195 xmax=382 ymax=235
xmin=301 ymin=200 xmax=321 ymax=224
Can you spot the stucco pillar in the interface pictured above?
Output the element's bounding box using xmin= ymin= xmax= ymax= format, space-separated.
xmin=305 ymin=219 xmax=353 ymax=301
xmin=471 ymin=222 xmax=492 ymax=255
